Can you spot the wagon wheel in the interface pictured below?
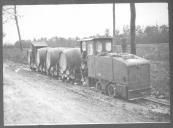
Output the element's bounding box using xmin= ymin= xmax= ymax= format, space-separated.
xmin=81 ymin=79 xmax=85 ymax=86
xmin=96 ymin=81 xmax=102 ymax=93
xmin=46 ymin=67 xmax=51 ymax=76
xmin=61 ymin=75 xmax=66 ymax=82
xmin=83 ymin=78 xmax=90 ymax=86
xmin=107 ymin=84 xmax=116 ymax=98
xmin=37 ymin=65 xmax=41 ymax=72
xmin=56 ymin=70 xmax=60 ymax=80
xmin=29 ymin=63 xmax=32 ymax=70
xmin=29 ymin=64 xmax=34 ymax=71
xmin=43 ymin=67 xmax=46 ymax=74
xmin=46 ymin=70 xmax=49 ymax=75
xmin=40 ymin=66 xmax=44 ymax=73
xmin=36 ymin=67 xmax=40 ymax=72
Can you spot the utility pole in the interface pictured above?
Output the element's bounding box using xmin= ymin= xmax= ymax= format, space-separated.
xmin=130 ymin=0 xmax=136 ymax=54
xmin=14 ymin=5 xmax=23 ymax=51
xmin=113 ymin=2 xmax=116 ymax=52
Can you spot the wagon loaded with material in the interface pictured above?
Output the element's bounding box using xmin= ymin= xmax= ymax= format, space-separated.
xmin=59 ymin=48 xmax=82 ymax=82
xmin=46 ymin=47 xmax=65 ymax=76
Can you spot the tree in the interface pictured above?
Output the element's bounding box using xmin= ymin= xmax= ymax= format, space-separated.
xmin=15 ymin=40 xmax=31 ymax=48
xmin=136 ymin=25 xmax=144 ymax=43
xmin=115 ymin=30 xmax=120 ymax=36
xmin=144 ymin=25 xmax=159 ymax=43
xmin=3 ymin=6 xmax=14 ymax=38
xmin=105 ymin=28 xmax=110 ymax=37
xmin=136 ymin=25 xmax=144 ymax=35
xmin=14 ymin=5 xmax=23 ymax=51
xmin=3 ymin=6 xmax=15 ymax=24
xmin=95 ymin=33 xmax=101 ymax=37
xmin=123 ymin=25 xmax=130 ymax=36
xmin=159 ymin=25 xmax=169 ymax=43
xmin=3 ymin=6 xmax=23 ymax=51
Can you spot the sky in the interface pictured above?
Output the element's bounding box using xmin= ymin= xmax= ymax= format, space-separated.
xmin=3 ymin=3 xmax=168 ymax=44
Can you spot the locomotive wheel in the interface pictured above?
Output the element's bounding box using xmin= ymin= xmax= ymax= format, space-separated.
xmin=29 ymin=65 xmax=32 ymax=70
xmin=82 ymin=80 xmax=87 ymax=86
xmin=81 ymin=77 xmax=88 ymax=86
xmin=30 ymin=66 xmax=35 ymax=71
xmin=56 ymin=72 xmax=60 ymax=79
xmin=61 ymin=75 xmax=66 ymax=82
xmin=96 ymin=81 xmax=102 ymax=93
xmin=39 ymin=66 xmax=42 ymax=72
xmin=37 ymin=68 xmax=40 ymax=72
xmin=85 ymin=78 xmax=90 ymax=86
xmin=107 ymin=84 xmax=115 ymax=97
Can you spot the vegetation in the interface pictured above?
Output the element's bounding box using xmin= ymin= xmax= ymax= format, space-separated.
xmin=3 ymin=47 xmax=28 ymax=64
xmin=116 ymin=24 xmax=169 ymax=45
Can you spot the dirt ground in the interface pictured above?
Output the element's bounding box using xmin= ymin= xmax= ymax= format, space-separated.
xmin=3 ymin=61 xmax=170 ymax=125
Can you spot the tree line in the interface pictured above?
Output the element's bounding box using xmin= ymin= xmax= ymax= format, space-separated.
xmin=3 ymin=24 xmax=168 ymax=49
xmin=103 ymin=24 xmax=169 ymax=45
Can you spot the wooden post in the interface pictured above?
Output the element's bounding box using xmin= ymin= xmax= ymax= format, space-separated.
xmin=130 ymin=1 xmax=136 ymax=54
xmin=14 ymin=5 xmax=23 ymax=51
xmin=113 ymin=2 xmax=116 ymax=52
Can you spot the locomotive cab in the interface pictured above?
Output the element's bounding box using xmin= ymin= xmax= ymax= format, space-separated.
xmin=79 ymin=37 xmax=113 ymax=86
xmin=80 ymin=37 xmax=113 ymax=56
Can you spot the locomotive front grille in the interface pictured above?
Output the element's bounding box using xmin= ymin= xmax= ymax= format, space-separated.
xmin=128 ymin=64 xmax=150 ymax=90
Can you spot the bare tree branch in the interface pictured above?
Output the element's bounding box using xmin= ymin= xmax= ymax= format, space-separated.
xmin=14 ymin=5 xmax=23 ymax=51
xmin=3 ymin=5 xmax=23 ymax=51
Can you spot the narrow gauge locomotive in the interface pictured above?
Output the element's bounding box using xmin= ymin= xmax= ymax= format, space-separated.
xmin=79 ymin=37 xmax=151 ymax=100
xmin=27 ymin=37 xmax=151 ymax=100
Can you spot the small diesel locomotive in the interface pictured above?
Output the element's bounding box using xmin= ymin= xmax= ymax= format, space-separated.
xmin=79 ymin=37 xmax=151 ymax=100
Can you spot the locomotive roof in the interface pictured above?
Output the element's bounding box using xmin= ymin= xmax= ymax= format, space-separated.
xmin=109 ymin=53 xmax=150 ymax=66
xmin=31 ymin=41 xmax=48 ymax=47
xmin=78 ymin=37 xmax=112 ymax=42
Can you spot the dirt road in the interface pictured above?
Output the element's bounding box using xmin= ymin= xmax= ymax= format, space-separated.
xmin=3 ymin=61 xmax=170 ymax=125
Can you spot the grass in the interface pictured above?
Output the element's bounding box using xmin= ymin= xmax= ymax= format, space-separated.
xmin=3 ymin=43 xmax=170 ymax=99
xmin=3 ymin=47 xmax=28 ymax=64
xmin=137 ymin=43 xmax=169 ymax=99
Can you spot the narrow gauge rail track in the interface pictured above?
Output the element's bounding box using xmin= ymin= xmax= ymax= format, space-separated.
xmin=143 ymin=97 xmax=170 ymax=107
xmin=32 ymin=68 xmax=170 ymax=109
xmin=130 ymin=96 xmax=170 ymax=108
